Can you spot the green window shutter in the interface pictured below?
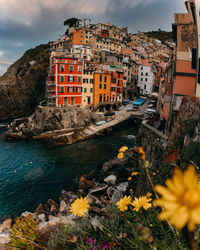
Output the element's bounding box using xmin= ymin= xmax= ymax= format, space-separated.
xmin=84 ymin=88 xmax=87 ymax=93
xmin=100 ymin=74 xmax=102 ymax=82
xmin=90 ymin=88 xmax=93 ymax=93
xmin=104 ymin=84 xmax=106 ymax=89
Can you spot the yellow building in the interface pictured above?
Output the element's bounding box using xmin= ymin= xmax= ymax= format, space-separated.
xmin=93 ymin=72 xmax=111 ymax=105
xmin=82 ymin=68 xmax=94 ymax=108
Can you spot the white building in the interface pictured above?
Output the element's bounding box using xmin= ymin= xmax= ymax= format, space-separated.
xmin=137 ymin=65 xmax=156 ymax=95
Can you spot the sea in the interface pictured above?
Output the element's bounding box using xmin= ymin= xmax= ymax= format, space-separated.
xmin=0 ymin=123 xmax=137 ymax=221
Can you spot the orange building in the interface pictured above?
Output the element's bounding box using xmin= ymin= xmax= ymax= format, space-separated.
xmin=46 ymin=55 xmax=83 ymax=106
xmin=72 ymin=28 xmax=85 ymax=45
xmin=93 ymin=72 xmax=111 ymax=105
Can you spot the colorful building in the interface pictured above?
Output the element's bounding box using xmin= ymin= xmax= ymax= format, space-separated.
xmin=46 ymin=54 xmax=83 ymax=106
xmin=82 ymin=63 xmax=94 ymax=108
xmin=93 ymin=72 xmax=111 ymax=105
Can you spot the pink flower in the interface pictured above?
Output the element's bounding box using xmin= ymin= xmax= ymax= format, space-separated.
xmin=101 ymin=242 xmax=109 ymax=249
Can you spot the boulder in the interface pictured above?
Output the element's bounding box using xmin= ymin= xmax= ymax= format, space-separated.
xmin=104 ymin=175 xmax=117 ymax=185
xmin=59 ymin=200 xmax=67 ymax=213
xmin=34 ymin=203 xmax=44 ymax=214
xmin=116 ymin=182 xmax=129 ymax=192
xmin=107 ymin=187 xmax=123 ymax=203
xmin=0 ymin=219 xmax=12 ymax=233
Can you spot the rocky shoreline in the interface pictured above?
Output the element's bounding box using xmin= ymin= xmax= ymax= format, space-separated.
xmin=0 ymin=147 xmax=151 ymax=248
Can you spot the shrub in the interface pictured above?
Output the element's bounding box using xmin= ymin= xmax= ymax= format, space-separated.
xmin=10 ymin=214 xmax=39 ymax=250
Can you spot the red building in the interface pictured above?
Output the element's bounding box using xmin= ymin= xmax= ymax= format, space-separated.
xmin=111 ymin=70 xmax=123 ymax=102
xmin=46 ymin=55 xmax=83 ymax=106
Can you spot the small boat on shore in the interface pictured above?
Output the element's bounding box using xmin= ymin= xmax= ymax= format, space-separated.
xmin=96 ymin=120 xmax=106 ymax=126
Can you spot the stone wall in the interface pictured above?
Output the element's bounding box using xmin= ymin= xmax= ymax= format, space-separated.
xmin=168 ymin=96 xmax=200 ymax=149
xmin=137 ymin=121 xmax=168 ymax=168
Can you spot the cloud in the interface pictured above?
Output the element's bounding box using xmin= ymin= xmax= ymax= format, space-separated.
xmin=0 ymin=0 xmax=186 ymax=76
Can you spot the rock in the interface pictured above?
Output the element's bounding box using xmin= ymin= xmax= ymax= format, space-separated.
xmin=0 ymin=44 xmax=50 ymax=121
xmin=0 ymin=233 xmax=11 ymax=245
xmin=38 ymin=213 xmax=46 ymax=223
xmin=86 ymin=194 xmax=102 ymax=207
xmin=111 ymin=189 xmax=123 ymax=203
xmin=116 ymin=182 xmax=129 ymax=192
xmin=21 ymin=211 xmax=34 ymax=217
xmin=38 ymin=215 xmax=75 ymax=234
xmin=89 ymin=183 xmax=108 ymax=195
xmin=104 ymin=175 xmax=117 ymax=185
xmin=34 ymin=203 xmax=44 ymax=214
xmin=59 ymin=190 xmax=77 ymax=203
xmin=0 ymin=219 xmax=12 ymax=233
xmin=107 ymin=187 xmax=123 ymax=203
xmin=59 ymin=200 xmax=67 ymax=213
xmin=47 ymin=199 xmax=59 ymax=215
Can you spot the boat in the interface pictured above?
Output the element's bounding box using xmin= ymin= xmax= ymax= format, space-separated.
xmin=132 ymin=98 xmax=146 ymax=106
xmin=96 ymin=120 xmax=106 ymax=126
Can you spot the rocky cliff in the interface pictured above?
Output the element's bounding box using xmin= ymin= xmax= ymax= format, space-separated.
xmin=0 ymin=44 xmax=50 ymax=121
xmin=5 ymin=106 xmax=104 ymax=147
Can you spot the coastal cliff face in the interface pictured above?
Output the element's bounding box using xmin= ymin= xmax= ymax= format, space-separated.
xmin=5 ymin=106 xmax=104 ymax=147
xmin=0 ymin=44 xmax=50 ymax=121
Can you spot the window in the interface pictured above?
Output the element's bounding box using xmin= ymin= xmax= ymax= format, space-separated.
xmin=70 ymin=66 xmax=73 ymax=72
xmin=64 ymin=97 xmax=67 ymax=105
xmin=144 ymin=85 xmax=146 ymax=89
xmin=60 ymin=65 xmax=64 ymax=72
xmin=86 ymin=79 xmax=89 ymax=83
xmin=60 ymin=86 xmax=64 ymax=93
xmin=60 ymin=76 xmax=64 ymax=82
xmin=99 ymin=94 xmax=102 ymax=102
xmin=146 ymin=72 xmax=148 ymax=76
xmin=141 ymin=78 xmax=143 ymax=81
xmin=68 ymin=87 xmax=74 ymax=93
xmin=59 ymin=58 xmax=62 ymax=62
xmin=90 ymin=88 xmax=93 ymax=93
xmin=71 ymin=97 xmax=74 ymax=105
xmin=141 ymin=67 xmax=143 ymax=70
xmin=68 ymin=76 xmax=74 ymax=82
xmin=145 ymin=78 xmax=147 ymax=82
xmin=103 ymin=94 xmax=106 ymax=102
xmin=90 ymin=79 xmax=93 ymax=83
xmin=84 ymin=88 xmax=87 ymax=93
xmin=141 ymin=72 xmax=143 ymax=76
xmin=104 ymin=76 xmax=107 ymax=82
xmin=99 ymin=83 xmax=102 ymax=89
xmin=104 ymin=84 xmax=107 ymax=89
xmin=78 ymin=76 xmax=81 ymax=83
xmin=72 ymin=59 xmax=76 ymax=64
xmin=78 ymin=66 xmax=82 ymax=72
xmin=76 ymin=87 xmax=82 ymax=93
xmin=100 ymin=75 xmax=102 ymax=82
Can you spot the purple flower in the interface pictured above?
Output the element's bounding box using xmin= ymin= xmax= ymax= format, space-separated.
xmin=86 ymin=238 xmax=95 ymax=246
xmin=90 ymin=247 xmax=98 ymax=250
xmin=101 ymin=242 xmax=109 ymax=249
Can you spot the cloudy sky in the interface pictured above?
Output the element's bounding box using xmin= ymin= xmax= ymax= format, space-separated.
xmin=0 ymin=0 xmax=186 ymax=75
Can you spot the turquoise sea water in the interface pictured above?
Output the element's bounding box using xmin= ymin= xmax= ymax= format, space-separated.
xmin=0 ymin=125 xmax=137 ymax=221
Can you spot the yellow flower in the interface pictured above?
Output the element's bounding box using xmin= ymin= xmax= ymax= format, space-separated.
xmin=132 ymin=196 xmax=152 ymax=212
xmin=135 ymin=147 xmax=145 ymax=159
xmin=118 ymin=152 xmax=124 ymax=159
xmin=70 ymin=197 xmax=90 ymax=217
xmin=155 ymin=165 xmax=200 ymax=231
xmin=131 ymin=171 xmax=139 ymax=176
xmin=153 ymin=172 xmax=156 ymax=176
xmin=128 ymin=177 xmax=132 ymax=181
xmin=119 ymin=146 xmax=128 ymax=153
xmin=146 ymin=192 xmax=152 ymax=198
xmin=116 ymin=195 xmax=132 ymax=212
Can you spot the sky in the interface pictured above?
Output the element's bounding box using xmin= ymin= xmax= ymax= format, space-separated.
xmin=0 ymin=0 xmax=186 ymax=76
